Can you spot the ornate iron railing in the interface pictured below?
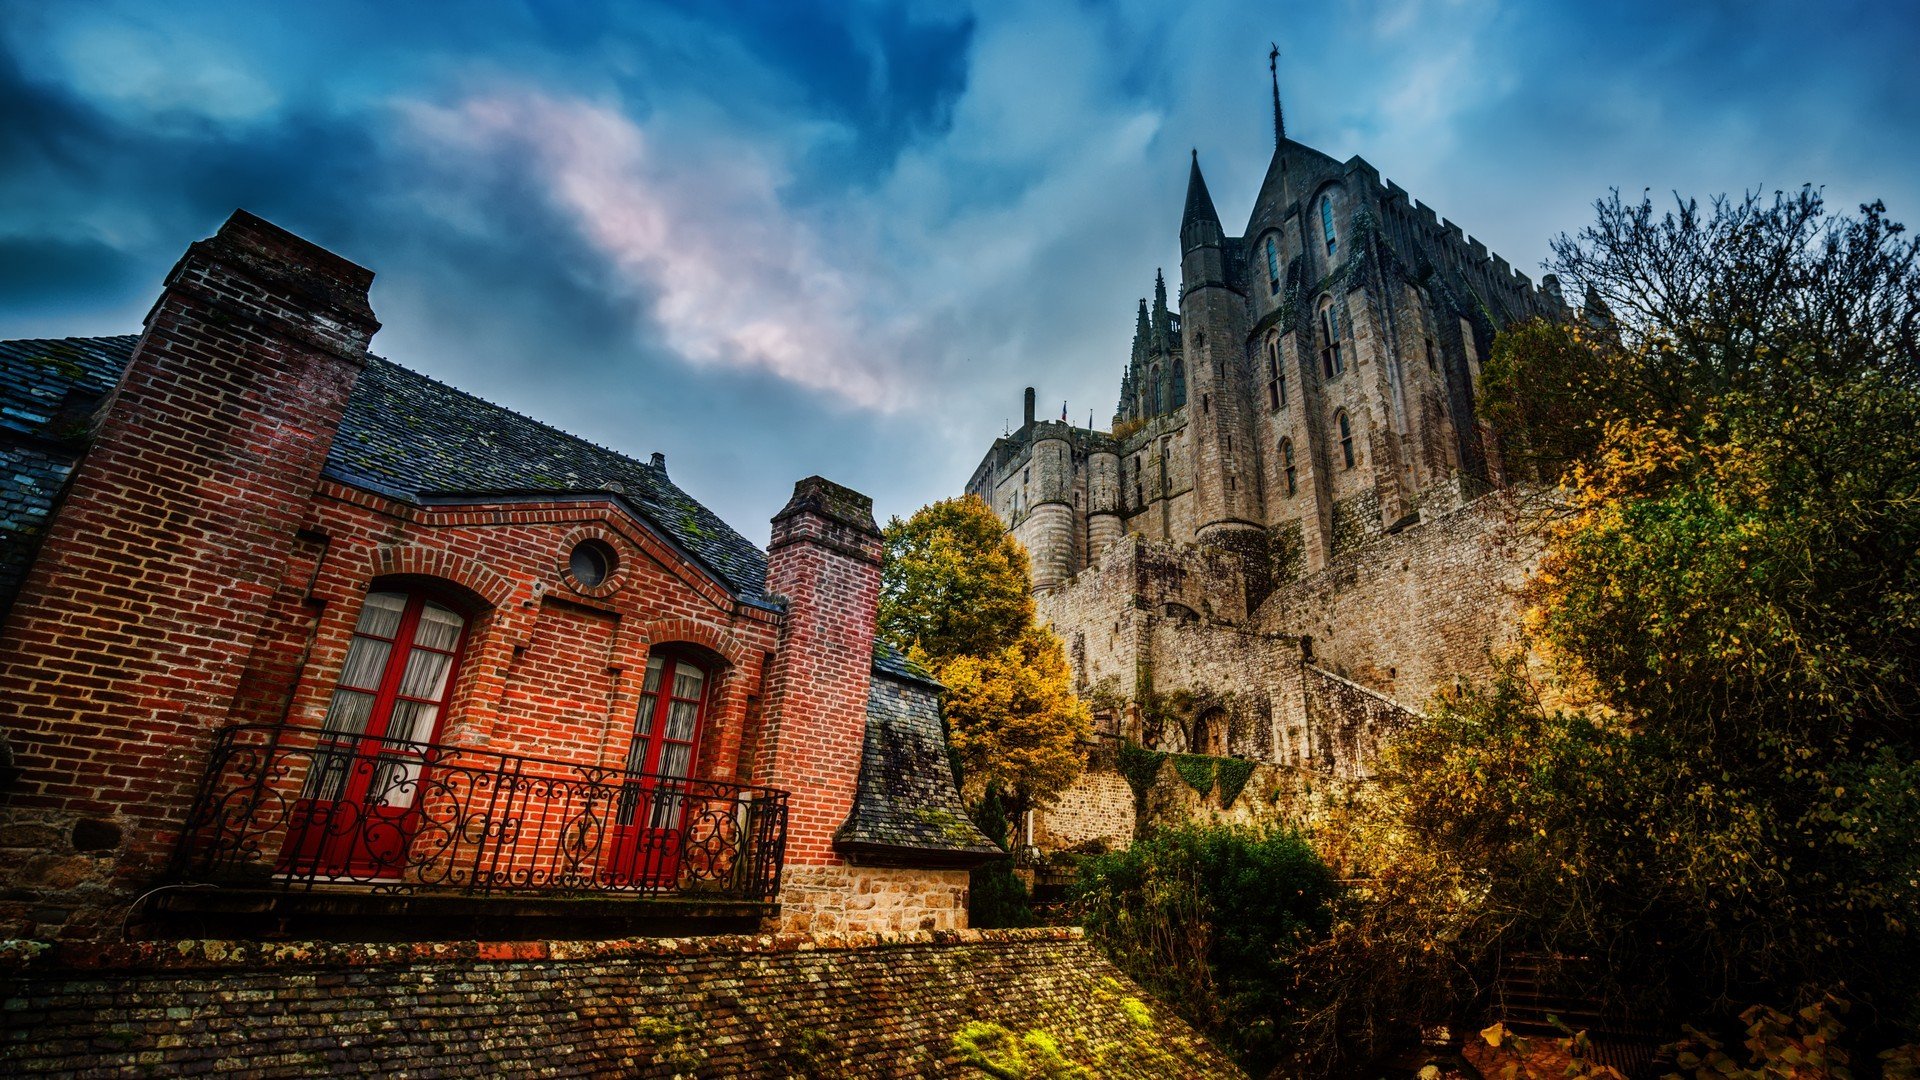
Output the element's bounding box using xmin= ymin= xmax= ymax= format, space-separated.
xmin=168 ymin=724 xmax=788 ymax=902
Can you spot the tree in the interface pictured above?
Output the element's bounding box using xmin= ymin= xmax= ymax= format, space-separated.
xmin=878 ymin=495 xmax=1034 ymax=666
xmin=940 ymin=625 xmax=1092 ymax=821
xmin=1341 ymin=186 xmax=1920 ymax=1037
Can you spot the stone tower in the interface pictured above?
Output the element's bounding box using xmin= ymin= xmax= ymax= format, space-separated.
xmin=1179 ymin=152 xmax=1270 ymax=609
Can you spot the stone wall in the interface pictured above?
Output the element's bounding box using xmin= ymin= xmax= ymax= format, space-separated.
xmin=1259 ymin=492 xmax=1537 ymax=707
xmin=775 ymin=865 xmax=970 ymax=934
xmin=0 ymin=930 xmax=1243 ymax=1078
xmin=1032 ymin=748 xmax=1137 ymax=851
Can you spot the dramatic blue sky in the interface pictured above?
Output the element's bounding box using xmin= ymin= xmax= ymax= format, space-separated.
xmin=3 ymin=1 xmax=1914 ymax=540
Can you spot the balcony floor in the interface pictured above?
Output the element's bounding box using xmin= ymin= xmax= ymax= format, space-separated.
xmin=138 ymin=884 xmax=776 ymax=941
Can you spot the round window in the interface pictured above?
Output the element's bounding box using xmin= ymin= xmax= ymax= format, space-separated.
xmin=568 ymin=540 xmax=616 ymax=589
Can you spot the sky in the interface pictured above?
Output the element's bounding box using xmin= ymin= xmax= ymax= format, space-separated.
xmin=2 ymin=0 xmax=1915 ymax=542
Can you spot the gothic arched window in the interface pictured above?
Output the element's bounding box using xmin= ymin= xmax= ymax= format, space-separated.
xmin=1321 ymin=194 xmax=1338 ymax=257
xmin=1266 ymin=333 xmax=1285 ymax=410
xmin=1280 ymin=438 xmax=1297 ymax=496
xmin=1336 ymin=410 xmax=1356 ymax=469
xmin=1319 ymin=298 xmax=1344 ymax=378
xmin=1171 ymin=360 xmax=1187 ymax=407
xmin=1265 ymin=235 xmax=1281 ymax=294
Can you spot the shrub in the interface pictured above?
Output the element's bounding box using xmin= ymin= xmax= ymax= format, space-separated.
xmin=1074 ymin=824 xmax=1336 ymax=1072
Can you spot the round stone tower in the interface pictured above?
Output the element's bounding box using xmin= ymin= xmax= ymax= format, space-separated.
xmin=1023 ymin=426 xmax=1076 ymax=593
xmin=1086 ymin=447 xmax=1122 ymax=561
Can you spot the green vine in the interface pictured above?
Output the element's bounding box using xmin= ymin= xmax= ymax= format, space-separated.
xmin=1170 ymin=755 xmax=1214 ymax=796
xmin=1215 ymin=758 xmax=1255 ymax=809
xmin=1116 ymin=741 xmax=1166 ymax=802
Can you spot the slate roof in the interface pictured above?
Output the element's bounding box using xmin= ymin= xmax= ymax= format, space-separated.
xmin=0 ymin=337 xmax=136 ymax=620
xmin=0 ymin=336 xmax=775 ymax=610
xmin=330 ymin=355 xmax=773 ymax=609
xmin=0 ymin=336 xmax=130 ymax=441
xmin=836 ymin=645 xmax=1002 ymax=867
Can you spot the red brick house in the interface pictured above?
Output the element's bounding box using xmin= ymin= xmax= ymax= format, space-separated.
xmin=0 ymin=210 xmax=995 ymax=941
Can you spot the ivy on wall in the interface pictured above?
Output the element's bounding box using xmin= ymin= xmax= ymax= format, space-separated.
xmin=1170 ymin=755 xmax=1214 ymax=796
xmin=1214 ymin=759 xmax=1255 ymax=809
xmin=1117 ymin=742 xmax=1167 ymax=803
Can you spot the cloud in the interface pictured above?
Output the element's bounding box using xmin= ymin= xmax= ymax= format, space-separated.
xmin=400 ymin=89 xmax=912 ymax=409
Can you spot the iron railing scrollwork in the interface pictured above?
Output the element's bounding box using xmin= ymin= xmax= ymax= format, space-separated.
xmin=168 ymin=724 xmax=788 ymax=903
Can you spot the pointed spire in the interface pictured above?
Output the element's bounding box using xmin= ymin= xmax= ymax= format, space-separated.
xmin=1175 ymin=148 xmax=1221 ymax=233
xmin=1269 ymin=44 xmax=1285 ymax=146
xmin=1136 ymin=296 xmax=1151 ymax=336
xmin=1153 ymin=269 xmax=1168 ymax=315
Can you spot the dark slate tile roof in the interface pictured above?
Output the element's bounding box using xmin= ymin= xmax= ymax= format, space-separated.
xmin=0 ymin=336 xmax=134 ymax=620
xmin=836 ymin=649 xmax=1001 ymax=867
xmin=870 ymin=640 xmax=943 ymax=690
xmin=0 ymin=336 xmax=775 ymax=610
xmin=330 ymin=356 xmax=773 ymax=609
xmin=0 ymin=335 xmax=130 ymax=440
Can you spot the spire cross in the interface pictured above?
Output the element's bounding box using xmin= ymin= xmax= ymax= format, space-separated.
xmin=1270 ymin=44 xmax=1286 ymax=147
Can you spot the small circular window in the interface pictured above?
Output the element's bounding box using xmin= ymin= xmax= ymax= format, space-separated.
xmin=568 ymin=540 xmax=617 ymax=589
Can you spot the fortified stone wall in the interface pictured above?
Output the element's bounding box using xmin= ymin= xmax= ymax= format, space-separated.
xmin=1258 ymin=492 xmax=1537 ymax=707
xmin=0 ymin=930 xmax=1242 ymax=1078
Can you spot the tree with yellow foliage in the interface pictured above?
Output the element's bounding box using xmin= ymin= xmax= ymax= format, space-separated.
xmin=879 ymin=495 xmax=1090 ymax=822
xmin=939 ymin=625 xmax=1092 ymax=820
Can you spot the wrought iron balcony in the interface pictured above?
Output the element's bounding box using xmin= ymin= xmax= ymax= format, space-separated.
xmin=167 ymin=724 xmax=788 ymax=906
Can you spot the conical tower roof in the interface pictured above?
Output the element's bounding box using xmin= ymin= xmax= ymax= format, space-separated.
xmin=1182 ymin=150 xmax=1222 ymax=235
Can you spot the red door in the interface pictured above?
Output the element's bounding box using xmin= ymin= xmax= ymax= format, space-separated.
xmin=282 ymin=589 xmax=469 ymax=879
xmin=608 ymin=652 xmax=708 ymax=887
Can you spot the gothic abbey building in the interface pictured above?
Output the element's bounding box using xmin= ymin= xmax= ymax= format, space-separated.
xmin=968 ymin=113 xmax=1560 ymax=847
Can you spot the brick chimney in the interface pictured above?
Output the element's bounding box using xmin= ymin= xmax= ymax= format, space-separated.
xmin=0 ymin=211 xmax=376 ymax=934
xmin=755 ymin=476 xmax=884 ymax=866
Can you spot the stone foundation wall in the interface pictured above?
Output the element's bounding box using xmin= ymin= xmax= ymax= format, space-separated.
xmin=0 ymin=929 xmax=1241 ymax=1079
xmin=775 ymin=864 xmax=970 ymax=934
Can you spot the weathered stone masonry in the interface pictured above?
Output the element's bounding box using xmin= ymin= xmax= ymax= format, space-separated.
xmin=0 ymin=929 xmax=1242 ymax=1078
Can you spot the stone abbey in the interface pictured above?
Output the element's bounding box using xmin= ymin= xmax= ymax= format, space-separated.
xmin=968 ymin=94 xmax=1559 ymax=847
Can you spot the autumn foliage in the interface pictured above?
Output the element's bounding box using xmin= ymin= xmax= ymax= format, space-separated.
xmin=878 ymin=495 xmax=1090 ymax=819
xmin=1293 ymin=188 xmax=1920 ymax=1070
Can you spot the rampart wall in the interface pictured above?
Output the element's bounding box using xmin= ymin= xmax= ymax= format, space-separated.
xmin=1259 ymin=492 xmax=1537 ymax=707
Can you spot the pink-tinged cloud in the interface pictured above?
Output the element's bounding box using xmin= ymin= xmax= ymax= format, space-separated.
xmin=402 ymin=90 xmax=909 ymax=410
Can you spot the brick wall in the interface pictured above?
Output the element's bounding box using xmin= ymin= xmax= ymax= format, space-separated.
xmin=0 ymin=213 xmax=376 ymax=939
xmin=0 ymin=930 xmax=1243 ymax=1078
xmin=756 ymin=478 xmax=883 ymax=869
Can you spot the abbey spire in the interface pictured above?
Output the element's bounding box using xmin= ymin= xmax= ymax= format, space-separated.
xmin=1181 ymin=150 xmax=1223 ymax=252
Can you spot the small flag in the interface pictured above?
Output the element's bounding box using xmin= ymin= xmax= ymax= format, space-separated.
xmin=1061 ymin=401 xmax=1068 ymax=422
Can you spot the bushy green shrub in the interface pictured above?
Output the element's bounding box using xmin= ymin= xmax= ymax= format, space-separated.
xmin=1073 ymin=824 xmax=1336 ymax=1071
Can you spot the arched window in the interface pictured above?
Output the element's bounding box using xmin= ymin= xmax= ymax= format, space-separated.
xmin=1171 ymin=359 xmax=1187 ymax=407
xmin=1336 ymin=410 xmax=1356 ymax=469
xmin=1150 ymin=365 xmax=1163 ymax=414
xmin=1265 ymin=235 xmax=1281 ymax=294
xmin=1321 ymin=193 xmax=1337 ymax=256
xmin=1280 ymin=438 xmax=1297 ymax=496
xmin=310 ymin=589 xmax=469 ymax=799
xmin=623 ymin=649 xmax=711 ymax=783
xmin=304 ymin=587 xmax=469 ymax=805
xmin=1319 ymin=298 xmax=1344 ymax=378
xmin=289 ymin=586 xmax=473 ymax=876
xmin=1265 ymin=333 xmax=1287 ymax=410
